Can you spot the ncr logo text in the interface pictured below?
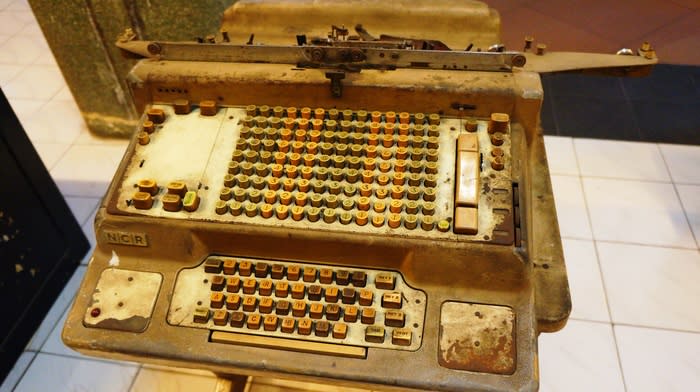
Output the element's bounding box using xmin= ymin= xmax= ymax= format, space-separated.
xmin=103 ymin=230 xmax=149 ymax=247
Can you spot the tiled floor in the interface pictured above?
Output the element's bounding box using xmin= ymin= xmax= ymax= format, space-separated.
xmin=1 ymin=0 xmax=700 ymax=391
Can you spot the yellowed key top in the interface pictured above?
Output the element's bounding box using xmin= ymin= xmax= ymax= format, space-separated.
xmin=365 ymin=325 xmax=385 ymax=343
xmin=392 ymin=328 xmax=412 ymax=346
xmin=456 ymin=151 xmax=479 ymax=207
xmin=457 ymin=133 xmax=478 ymax=152
xmin=454 ymin=207 xmax=478 ymax=235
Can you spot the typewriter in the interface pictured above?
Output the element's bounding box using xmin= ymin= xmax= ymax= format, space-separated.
xmin=62 ymin=1 xmax=655 ymax=390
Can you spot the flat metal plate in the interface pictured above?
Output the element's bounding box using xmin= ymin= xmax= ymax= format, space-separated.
xmin=83 ymin=268 xmax=162 ymax=332
xmin=438 ymin=302 xmax=516 ymax=375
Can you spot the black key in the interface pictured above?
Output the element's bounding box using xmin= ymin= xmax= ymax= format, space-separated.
xmin=271 ymin=264 xmax=285 ymax=279
xmin=326 ymin=304 xmax=340 ymax=321
xmin=315 ymin=320 xmax=330 ymax=337
xmin=308 ymin=285 xmax=323 ymax=301
xmin=230 ymin=311 xmax=246 ymax=327
xmin=342 ymin=287 xmax=356 ymax=304
xmin=336 ymin=270 xmax=350 ymax=285
xmin=204 ymin=258 xmax=222 ymax=273
xmin=276 ymin=300 xmax=291 ymax=316
xmin=255 ymin=262 xmax=269 ymax=278
xmin=351 ymin=271 xmax=367 ymax=287
xmin=210 ymin=275 xmax=225 ymax=291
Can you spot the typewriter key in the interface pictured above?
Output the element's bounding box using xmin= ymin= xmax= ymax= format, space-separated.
xmin=226 ymin=277 xmax=241 ymax=294
xmin=225 ymin=294 xmax=241 ymax=310
xmin=343 ymin=306 xmax=358 ymax=322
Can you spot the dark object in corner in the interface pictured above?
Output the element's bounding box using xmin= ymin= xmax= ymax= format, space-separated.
xmin=0 ymin=89 xmax=89 ymax=382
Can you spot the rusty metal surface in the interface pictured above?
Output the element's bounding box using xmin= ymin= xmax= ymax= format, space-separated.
xmin=438 ymin=302 xmax=516 ymax=375
xmin=61 ymin=3 xmax=570 ymax=388
xmin=117 ymin=38 xmax=526 ymax=72
xmin=83 ymin=268 xmax=162 ymax=332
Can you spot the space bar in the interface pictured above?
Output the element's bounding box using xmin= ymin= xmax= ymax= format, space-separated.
xmin=210 ymin=331 xmax=367 ymax=359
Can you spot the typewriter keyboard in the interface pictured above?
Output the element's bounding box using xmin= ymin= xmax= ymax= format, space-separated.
xmin=168 ymin=255 xmax=427 ymax=352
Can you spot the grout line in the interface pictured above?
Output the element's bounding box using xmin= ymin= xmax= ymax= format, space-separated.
xmin=36 ymin=351 xmax=141 ymax=367
xmin=10 ymin=351 xmax=37 ymax=392
xmin=612 ymin=322 xmax=700 ymax=336
xmin=570 ymin=141 xmax=629 ymax=392
xmin=572 ymin=238 xmax=700 ymax=252
xmin=656 ymin=143 xmax=700 ymax=249
xmin=36 ymin=296 xmax=76 ymax=353
xmin=127 ymin=365 xmax=143 ymax=392
xmin=551 ymin=172 xmax=676 ymax=185
xmin=568 ymin=317 xmax=700 ymax=335
xmin=593 ymin=239 xmax=629 ymax=392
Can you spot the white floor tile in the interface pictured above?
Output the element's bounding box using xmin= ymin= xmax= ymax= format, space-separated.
xmin=660 ymin=144 xmax=700 ymax=185
xmin=574 ymin=139 xmax=670 ymax=182
xmin=676 ymin=184 xmax=699 ymax=247
xmin=130 ymin=368 xmax=217 ymax=392
xmin=0 ymin=352 xmax=35 ymax=392
xmin=0 ymin=63 xmax=22 ymax=85
xmin=7 ymin=97 xmax=44 ymax=124
xmin=6 ymin=0 xmax=30 ymax=12
xmin=0 ymin=35 xmax=47 ymax=65
xmin=22 ymin=98 xmax=85 ymax=144
xmin=19 ymin=21 xmax=42 ymax=37
xmin=583 ymin=178 xmax=696 ymax=248
xmin=562 ymin=239 xmax=610 ymax=322
xmin=51 ymin=144 xmax=126 ymax=197
xmin=538 ymin=319 xmax=624 ymax=392
xmin=26 ymin=266 xmax=85 ymax=351
xmin=32 ymin=142 xmax=69 ymax=170
xmin=597 ymin=242 xmax=700 ymax=332
xmin=0 ymin=10 xmax=28 ymax=36
xmin=64 ymin=196 xmax=100 ymax=226
xmin=14 ymin=353 xmax=138 ymax=392
xmin=544 ymin=136 xmax=579 ymax=176
xmin=52 ymin=85 xmax=74 ymax=101
xmin=2 ymin=63 xmax=64 ymax=102
xmin=615 ymin=325 xmax=700 ymax=392
xmin=41 ymin=305 xmax=80 ymax=358
xmin=551 ymin=175 xmax=592 ymax=239
xmin=0 ymin=0 xmax=11 ymax=11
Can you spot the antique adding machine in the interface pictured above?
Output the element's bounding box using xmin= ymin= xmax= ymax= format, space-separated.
xmin=62 ymin=1 xmax=655 ymax=390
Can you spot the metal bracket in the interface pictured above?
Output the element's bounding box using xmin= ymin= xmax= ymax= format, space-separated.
xmin=325 ymin=71 xmax=346 ymax=98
